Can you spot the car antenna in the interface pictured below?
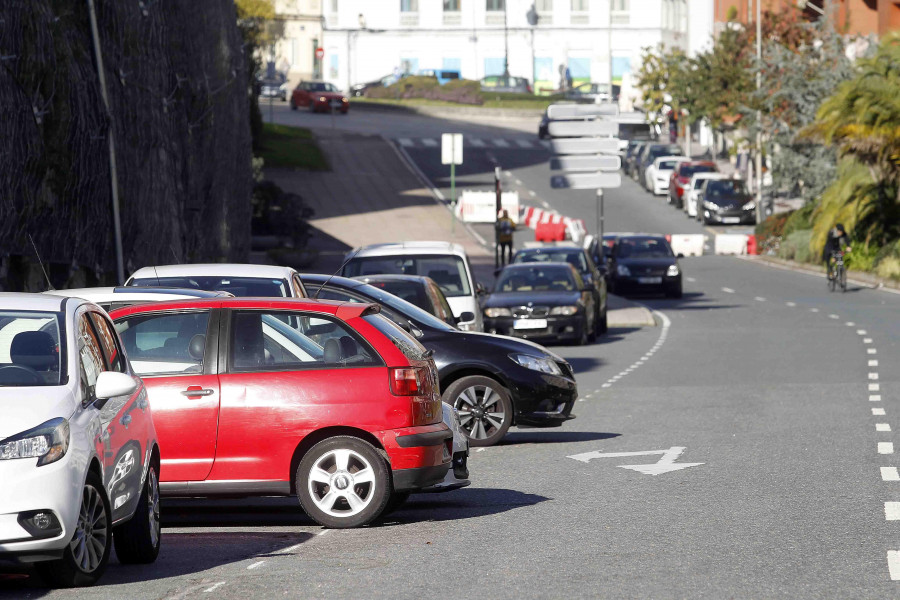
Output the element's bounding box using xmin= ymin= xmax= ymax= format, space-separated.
xmin=28 ymin=234 xmax=55 ymax=291
xmin=313 ymin=247 xmax=361 ymax=300
xmin=153 ymin=265 xmax=162 ymax=287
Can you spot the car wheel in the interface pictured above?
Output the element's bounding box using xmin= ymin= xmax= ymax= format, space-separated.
xmin=444 ymin=376 xmax=512 ymax=447
xmin=112 ymin=463 xmax=161 ymax=564
xmin=296 ymin=436 xmax=391 ymax=528
xmin=289 ymin=99 xmax=297 ymax=111
xmin=598 ymin=306 xmax=608 ymax=334
xmin=36 ymin=471 xmax=112 ymax=587
xmin=576 ymin=317 xmax=589 ymax=345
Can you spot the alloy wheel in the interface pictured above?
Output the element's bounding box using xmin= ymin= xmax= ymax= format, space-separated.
xmin=307 ymin=449 xmax=376 ymax=517
xmin=70 ymin=485 xmax=109 ymax=573
xmin=147 ymin=468 xmax=161 ymax=549
xmin=454 ymin=385 xmax=507 ymax=441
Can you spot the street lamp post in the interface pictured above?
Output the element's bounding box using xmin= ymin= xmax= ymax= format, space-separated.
xmin=755 ymin=0 xmax=763 ymax=223
xmin=503 ymin=1 xmax=510 ymax=76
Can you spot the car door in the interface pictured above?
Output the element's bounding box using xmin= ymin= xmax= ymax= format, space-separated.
xmin=113 ymin=309 xmax=220 ymax=482
xmin=211 ymin=309 xmax=387 ymax=484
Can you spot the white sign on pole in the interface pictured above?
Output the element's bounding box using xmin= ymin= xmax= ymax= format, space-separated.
xmin=547 ymin=120 xmax=619 ymax=138
xmin=550 ymin=155 xmax=621 ymax=172
xmin=551 ymin=173 xmax=622 ymax=189
xmin=546 ymin=103 xmax=619 ymax=120
xmin=441 ymin=133 xmax=463 ymax=165
xmin=550 ymin=138 xmax=621 ymax=155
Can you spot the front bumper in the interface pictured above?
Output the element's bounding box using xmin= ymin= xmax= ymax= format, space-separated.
xmin=703 ymin=207 xmax=755 ymax=225
xmin=0 ymin=453 xmax=80 ymax=563
xmin=505 ymin=365 xmax=578 ymax=427
xmin=653 ymin=180 xmax=669 ymax=195
xmin=484 ymin=314 xmax=585 ymax=344
xmin=313 ymin=99 xmax=349 ymax=112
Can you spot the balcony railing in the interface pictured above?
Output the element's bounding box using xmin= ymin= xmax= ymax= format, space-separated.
xmin=611 ymin=11 xmax=629 ymax=25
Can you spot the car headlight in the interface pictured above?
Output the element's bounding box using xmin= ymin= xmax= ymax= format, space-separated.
xmin=509 ymin=353 xmax=563 ymax=375
xmin=667 ymin=264 xmax=680 ymax=277
xmin=0 ymin=418 xmax=70 ymax=466
xmin=743 ymin=200 xmax=756 ymax=210
xmin=319 ymin=96 xmax=326 ymax=102
xmin=617 ymin=265 xmax=631 ymax=276
xmin=550 ymin=306 xmax=578 ymax=316
xmin=704 ymin=201 xmax=719 ymax=210
xmin=484 ymin=307 xmax=512 ymax=318
xmin=342 ymin=97 xmax=349 ymax=102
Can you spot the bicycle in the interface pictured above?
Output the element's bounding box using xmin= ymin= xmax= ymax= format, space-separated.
xmin=828 ymin=250 xmax=847 ymax=293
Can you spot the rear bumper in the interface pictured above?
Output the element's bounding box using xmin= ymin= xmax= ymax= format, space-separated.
xmin=392 ymin=464 xmax=451 ymax=492
xmin=380 ymin=423 xmax=452 ymax=491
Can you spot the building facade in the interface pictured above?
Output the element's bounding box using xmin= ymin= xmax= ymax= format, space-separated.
xmin=271 ymin=0 xmax=324 ymax=86
xmin=318 ymin=0 xmax=708 ymax=95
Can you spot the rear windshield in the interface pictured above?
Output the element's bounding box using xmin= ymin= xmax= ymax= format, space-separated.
xmin=343 ymin=255 xmax=471 ymax=298
xmin=514 ymin=250 xmax=588 ymax=274
xmin=363 ymin=314 xmax=431 ymax=361
xmin=680 ymin=164 xmax=716 ymax=178
xmin=616 ymin=237 xmax=674 ymax=259
xmin=0 ymin=311 xmax=64 ymax=386
xmin=648 ymin=146 xmax=682 ymax=159
xmin=130 ymin=276 xmax=288 ymax=297
xmin=658 ymin=160 xmax=680 ymax=170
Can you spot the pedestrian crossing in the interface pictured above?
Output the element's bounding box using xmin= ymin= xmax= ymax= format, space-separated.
xmin=396 ymin=137 xmax=550 ymax=150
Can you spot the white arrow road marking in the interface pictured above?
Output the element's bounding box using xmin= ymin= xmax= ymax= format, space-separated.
xmin=568 ymin=446 xmax=703 ymax=476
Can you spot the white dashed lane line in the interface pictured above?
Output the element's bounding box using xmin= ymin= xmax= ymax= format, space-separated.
xmin=882 ymin=467 xmax=899 ymax=481
xmin=871 ymin=383 xmax=881 ymax=392
xmin=869 ymin=348 xmax=878 ymax=354
xmin=755 ymin=296 xmax=766 ymax=302
xmin=872 ymin=395 xmax=883 ymax=402
xmin=889 ymin=551 xmax=900 ymax=580
xmin=810 ymin=308 xmax=820 ymax=313
xmin=786 ymin=301 xmax=796 ymax=307
xmin=877 ymin=423 xmax=892 ymax=432
xmin=880 ymin=442 xmax=894 ymax=454
xmin=870 ymin=373 xmax=880 ymax=380
xmin=870 ymin=360 xmax=879 ymax=367
xmin=886 ymin=503 xmax=900 ymax=521
xmin=873 ymin=408 xmax=887 ymax=416
xmin=598 ymin=308 xmax=669 ymax=390
xmin=721 ymin=287 xmax=735 ymax=293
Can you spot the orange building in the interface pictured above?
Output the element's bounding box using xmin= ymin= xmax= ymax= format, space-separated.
xmin=714 ymin=0 xmax=900 ymax=36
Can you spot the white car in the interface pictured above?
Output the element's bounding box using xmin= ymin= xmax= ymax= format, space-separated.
xmin=44 ymin=286 xmax=233 ymax=313
xmin=645 ymin=156 xmax=688 ymax=196
xmin=685 ymin=173 xmax=729 ymax=218
xmin=125 ymin=264 xmax=308 ymax=298
xmin=340 ymin=242 xmax=484 ymax=332
xmin=0 ymin=293 xmax=160 ymax=587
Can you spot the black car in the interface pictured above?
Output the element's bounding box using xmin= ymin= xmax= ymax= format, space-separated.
xmin=300 ymin=274 xmax=577 ymax=447
xmin=622 ymin=140 xmax=647 ymax=176
xmin=349 ymin=72 xmax=409 ymax=97
xmin=698 ymin=178 xmax=756 ymax=225
xmin=354 ymin=274 xmax=457 ymax=327
xmin=606 ymin=235 xmax=682 ymax=298
xmin=636 ymin=143 xmax=683 ymax=188
xmin=511 ymin=244 xmax=607 ymax=335
xmin=483 ymin=263 xmax=597 ymax=345
xmin=538 ymin=110 xmax=550 ymax=139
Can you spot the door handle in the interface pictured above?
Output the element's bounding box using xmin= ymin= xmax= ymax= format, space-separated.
xmin=181 ymin=387 xmax=214 ymax=397
xmin=119 ymin=414 xmax=132 ymax=428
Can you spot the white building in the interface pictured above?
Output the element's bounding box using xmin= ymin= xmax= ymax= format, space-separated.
xmin=271 ymin=0 xmax=325 ymax=85
xmin=319 ymin=0 xmax=709 ymax=94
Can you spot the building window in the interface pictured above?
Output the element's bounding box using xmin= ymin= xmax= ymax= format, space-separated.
xmin=611 ymin=0 xmax=628 ymax=25
xmin=330 ymin=0 xmax=338 ymax=12
xmin=401 ymin=0 xmax=418 ymax=11
xmin=486 ymin=0 xmax=504 ymax=11
xmin=570 ymin=0 xmax=588 ymax=11
xmin=443 ymin=0 xmax=460 ymax=10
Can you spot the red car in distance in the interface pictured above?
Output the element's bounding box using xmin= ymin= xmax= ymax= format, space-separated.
xmin=668 ymin=161 xmax=717 ymax=208
xmin=290 ymin=81 xmax=349 ymax=113
xmin=110 ymin=298 xmax=449 ymax=528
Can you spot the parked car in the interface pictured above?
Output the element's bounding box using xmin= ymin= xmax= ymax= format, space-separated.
xmin=565 ymin=82 xmax=612 ymax=104
xmin=44 ymin=286 xmax=232 ymax=313
xmin=300 ymin=274 xmax=578 ymax=447
xmin=511 ymin=242 xmax=607 ymax=335
xmin=697 ymin=178 xmax=756 ymax=225
xmin=622 ymin=140 xmax=647 ymax=176
xmin=606 ymin=235 xmax=683 ymax=298
xmin=668 ymin=161 xmax=718 ymax=208
xmin=126 ymin=264 xmax=308 ymax=298
xmin=685 ymin=173 xmax=729 ymax=219
xmin=646 ymin=156 xmax=688 ymax=196
xmin=636 ymin=143 xmax=683 ymax=188
xmin=340 ymin=241 xmax=484 ymax=332
xmin=481 ymin=75 xmax=532 ymax=94
xmin=417 ymin=69 xmax=461 ymax=85
xmin=612 ymin=115 xmax=655 ymax=153
xmin=483 ymin=263 xmax=597 ymax=346
xmin=354 ymin=274 xmax=457 ymax=327
xmin=0 ymin=293 xmax=161 ymax=586
xmin=349 ymin=72 xmax=408 ymax=97
xmin=258 ymin=75 xmax=288 ymax=101
xmin=289 ymin=81 xmax=349 ymax=113
xmin=110 ymin=297 xmax=451 ymax=528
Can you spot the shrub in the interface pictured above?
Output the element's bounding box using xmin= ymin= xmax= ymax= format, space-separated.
xmin=874 ymin=241 xmax=900 ymax=280
xmin=778 ymin=229 xmax=814 ymax=263
xmin=367 ymin=76 xmax=484 ymax=105
xmin=844 ymin=243 xmax=878 ymax=272
xmin=755 ymin=211 xmax=792 ymax=254
xmin=783 ymin=202 xmax=814 ymax=237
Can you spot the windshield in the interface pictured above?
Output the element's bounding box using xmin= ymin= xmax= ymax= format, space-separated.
xmin=648 ymin=146 xmax=682 ymax=160
xmin=308 ymin=82 xmax=338 ymax=92
xmin=130 ymin=276 xmax=289 ymax=297
xmin=706 ymin=179 xmax=748 ymax=198
xmin=0 ymin=311 xmax=64 ymax=386
xmin=363 ymin=314 xmax=431 ymax=361
xmin=616 ymin=238 xmax=674 ymax=259
xmin=658 ymin=160 xmax=680 ymax=170
xmin=680 ymin=164 xmax=716 ymax=178
xmin=514 ymin=250 xmax=588 ymax=274
xmin=343 ymin=255 xmax=471 ymax=298
xmin=693 ymin=176 xmax=718 ymax=189
xmin=496 ymin=266 xmax=576 ymax=292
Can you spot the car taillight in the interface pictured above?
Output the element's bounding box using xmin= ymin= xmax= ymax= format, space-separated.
xmin=678 ymin=176 xmax=689 ymax=184
xmin=390 ymin=367 xmax=424 ymax=396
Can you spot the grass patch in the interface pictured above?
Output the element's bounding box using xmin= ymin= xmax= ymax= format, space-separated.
xmin=354 ymin=94 xmax=563 ymax=111
xmin=258 ymin=123 xmax=329 ymax=170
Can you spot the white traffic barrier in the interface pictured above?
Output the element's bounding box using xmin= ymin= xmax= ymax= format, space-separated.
xmin=714 ymin=234 xmax=750 ymax=255
xmin=518 ymin=206 xmax=586 ymax=242
xmin=669 ymin=234 xmax=706 ymax=257
xmin=455 ymin=191 xmax=519 ymax=223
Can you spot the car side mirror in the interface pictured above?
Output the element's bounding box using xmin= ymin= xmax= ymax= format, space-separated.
xmin=94 ymin=371 xmax=138 ymax=401
xmin=476 ymin=282 xmax=488 ymax=295
xmin=458 ymin=311 xmax=475 ymax=324
xmin=677 ymin=253 xmax=685 ymax=259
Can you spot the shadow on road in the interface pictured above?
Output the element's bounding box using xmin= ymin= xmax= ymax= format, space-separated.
xmin=499 ymin=430 xmax=620 ymax=446
xmin=378 ymin=487 xmax=550 ymax=526
xmin=560 ymin=356 xmax=604 ymax=372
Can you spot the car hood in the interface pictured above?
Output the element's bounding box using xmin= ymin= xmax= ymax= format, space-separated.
xmin=428 ymin=328 xmax=566 ymax=362
xmin=313 ymin=91 xmax=344 ymax=99
xmin=617 ymin=257 xmax=676 ymax=269
xmin=0 ymin=387 xmax=76 ymax=439
xmin=706 ymin=195 xmax=748 ymax=208
xmin=483 ymin=291 xmax=582 ymax=308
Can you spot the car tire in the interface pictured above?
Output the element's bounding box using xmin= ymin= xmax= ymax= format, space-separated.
xmin=289 ymin=99 xmax=297 ymax=111
xmin=597 ymin=307 xmax=608 ymax=334
xmin=113 ymin=463 xmax=161 ymax=564
xmin=36 ymin=471 xmax=112 ymax=588
xmin=576 ymin=318 xmax=589 ymax=345
xmin=296 ymin=436 xmax=391 ymax=528
xmin=444 ymin=376 xmax=512 ymax=447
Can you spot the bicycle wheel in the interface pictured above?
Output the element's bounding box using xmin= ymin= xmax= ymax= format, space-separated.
xmin=828 ymin=267 xmax=836 ymax=292
xmin=840 ymin=265 xmax=847 ymax=292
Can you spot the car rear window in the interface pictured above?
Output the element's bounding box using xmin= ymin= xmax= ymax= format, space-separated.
xmin=680 ymin=164 xmax=716 ymax=178
xmin=343 ymin=255 xmax=471 ymax=298
xmin=363 ymin=314 xmax=431 ymax=362
xmin=364 ymin=280 xmax=430 ymax=312
xmin=130 ymin=276 xmax=288 ymax=297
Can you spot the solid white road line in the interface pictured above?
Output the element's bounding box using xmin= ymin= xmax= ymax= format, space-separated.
xmin=494 ymin=139 xmax=511 ymax=148
xmin=886 ymin=503 xmax=900 ymax=521
xmin=871 ymin=383 xmax=881 ymax=392
xmin=874 ymin=408 xmax=887 ymax=416
xmin=204 ymin=582 xmax=226 ymax=593
xmin=882 ymin=467 xmax=900 ymax=481
xmin=470 ymin=138 xmax=486 ymax=147
xmin=247 ymin=561 xmax=265 ymax=570
xmin=515 ymin=139 xmax=533 ymax=148
xmin=397 ymin=138 xmax=414 ymax=147
xmin=421 ymin=138 xmax=438 ymax=147
xmin=877 ymin=423 xmax=892 ymax=432
xmin=880 ymin=442 xmax=894 ymax=454
xmin=868 ymin=348 xmax=878 ymax=354
xmin=871 ymin=395 xmax=883 ymax=402
xmin=721 ymin=287 xmax=735 ymax=293
xmin=870 ymin=360 xmax=879 ymax=367
xmin=888 ymin=551 xmax=900 ymax=580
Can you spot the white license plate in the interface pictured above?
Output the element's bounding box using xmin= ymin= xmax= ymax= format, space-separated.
xmin=330 ymin=100 xmax=343 ymax=107
xmin=637 ymin=277 xmax=662 ymax=284
xmin=513 ymin=318 xmax=548 ymax=330
xmin=722 ymin=217 xmax=740 ymax=224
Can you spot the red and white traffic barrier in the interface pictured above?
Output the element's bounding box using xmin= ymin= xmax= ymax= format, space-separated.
xmin=519 ymin=206 xmax=587 ymax=243
xmin=668 ymin=234 xmax=706 ymax=257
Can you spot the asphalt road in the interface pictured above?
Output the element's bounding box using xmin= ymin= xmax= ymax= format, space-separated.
xmin=4 ymin=104 xmax=900 ymax=599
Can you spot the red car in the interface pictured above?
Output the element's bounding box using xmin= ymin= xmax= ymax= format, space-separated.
xmin=110 ymin=298 xmax=449 ymax=528
xmin=668 ymin=161 xmax=717 ymax=208
xmin=290 ymin=81 xmax=349 ymax=113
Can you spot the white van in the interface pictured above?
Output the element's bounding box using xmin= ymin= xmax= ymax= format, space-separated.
xmin=341 ymin=242 xmax=483 ymax=332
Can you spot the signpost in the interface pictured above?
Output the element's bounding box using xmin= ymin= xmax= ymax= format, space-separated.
xmin=442 ymin=133 xmax=463 ymax=233
xmin=315 ymin=47 xmax=324 ymax=60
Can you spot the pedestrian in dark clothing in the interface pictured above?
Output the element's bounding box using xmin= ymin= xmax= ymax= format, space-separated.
xmin=496 ymin=209 xmax=516 ymax=266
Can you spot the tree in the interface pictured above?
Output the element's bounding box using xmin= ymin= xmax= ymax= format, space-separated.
xmin=235 ymin=0 xmax=275 ymax=150
xmin=634 ymin=44 xmax=687 ymax=126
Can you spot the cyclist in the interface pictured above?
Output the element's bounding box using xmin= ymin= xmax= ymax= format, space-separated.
xmin=822 ymin=223 xmax=852 ymax=280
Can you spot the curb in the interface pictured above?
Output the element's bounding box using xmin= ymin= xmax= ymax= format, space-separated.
xmin=606 ymin=294 xmax=657 ymax=328
xmin=737 ymin=254 xmax=900 ymax=294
